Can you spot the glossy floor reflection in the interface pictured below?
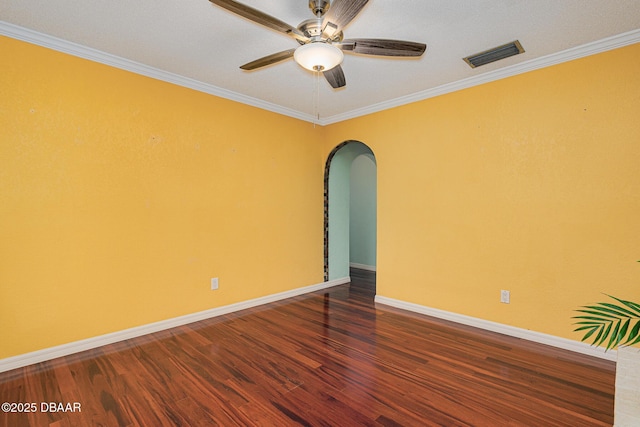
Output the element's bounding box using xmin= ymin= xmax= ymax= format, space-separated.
xmin=0 ymin=268 xmax=614 ymax=426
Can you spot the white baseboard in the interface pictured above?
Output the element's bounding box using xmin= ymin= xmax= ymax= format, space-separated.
xmin=349 ymin=263 xmax=376 ymax=272
xmin=0 ymin=277 xmax=350 ymax=373
xmin=375 ymin=295 xmax=617 ymax=362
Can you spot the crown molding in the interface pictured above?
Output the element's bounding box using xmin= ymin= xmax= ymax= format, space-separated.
xmin=321 ymin=29 xmax=640 ymax=125
xmin=2 ymin=21 xmax=638 ymax=126
xmin=0 ymin=21 xmax=317 ymax=123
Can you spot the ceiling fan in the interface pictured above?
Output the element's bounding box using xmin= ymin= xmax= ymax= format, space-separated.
xmin=209 ymin=0 xmax=427 ymax=88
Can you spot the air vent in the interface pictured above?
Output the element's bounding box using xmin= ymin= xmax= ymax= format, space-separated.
xmin=463 ymin=40 xmax=524 ymax=68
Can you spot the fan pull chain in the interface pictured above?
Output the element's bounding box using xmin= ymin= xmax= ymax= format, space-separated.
xmin=316 ymin=69 xmax=321 ymax=123
xmin=313 ymin=66 xmax=322 ymax=127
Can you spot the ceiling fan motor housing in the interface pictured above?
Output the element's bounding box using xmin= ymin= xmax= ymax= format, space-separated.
xmin=298 ymin=19 xmax=343 ymax=44
xmin=309 ymin=0 xmax=330 ymax=17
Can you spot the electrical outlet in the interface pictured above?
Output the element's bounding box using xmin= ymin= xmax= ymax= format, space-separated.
xmin=500 ymin=290 xmax=510 ymax=304
xmin=211 ymin=277 xmax=219 ymax=290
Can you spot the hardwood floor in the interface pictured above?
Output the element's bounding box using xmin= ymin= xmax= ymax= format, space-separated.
xmin=0 ymin=269 xmax=615 ymax=426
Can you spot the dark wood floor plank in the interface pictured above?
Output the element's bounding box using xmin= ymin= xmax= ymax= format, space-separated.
xmin=0 ymin=268 xmax=615 ymax=426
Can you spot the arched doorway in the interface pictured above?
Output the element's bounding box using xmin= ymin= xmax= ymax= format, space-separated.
xmin=324 ymin=141 xmax=377 ymax=286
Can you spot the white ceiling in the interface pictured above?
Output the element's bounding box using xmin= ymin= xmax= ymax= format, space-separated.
xmin=1 ymin=0 xmax=639 ymax=124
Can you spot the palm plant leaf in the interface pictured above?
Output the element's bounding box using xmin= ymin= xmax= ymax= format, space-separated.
xmin=573 ymin=295 xmax=640 ymax=351
xmin=623 ymin=321 xmax=640 ymax=346
xmin=607 ymin=294 xmax=640 ymax=314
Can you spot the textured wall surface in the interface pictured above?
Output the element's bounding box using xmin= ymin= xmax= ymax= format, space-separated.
xmin=0 ymin=36 xmax=324 ymax=359
xmin=324 ymin=43 xmax=640 ymax=341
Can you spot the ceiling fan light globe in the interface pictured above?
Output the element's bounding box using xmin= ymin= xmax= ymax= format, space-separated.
xmin=294 ymin=42 xmax=344 ymax=72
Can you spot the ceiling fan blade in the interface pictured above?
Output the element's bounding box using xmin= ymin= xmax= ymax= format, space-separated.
xmin=240 ymin=49 xmax=296 ymax=70
xmin=323 ymin=65 xmax=346 ymax=89
xmin=340 ymin=38 xmax=427 ymax=57
xmin=209 ymin=0 xmax=308 ymax=43
xmin=322 ymin=0 xmax=369 ymax=33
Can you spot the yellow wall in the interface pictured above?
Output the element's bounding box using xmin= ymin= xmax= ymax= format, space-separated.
xmin=2 ymin=33 xmax=639 ymax=361
xmin=0 ymin=37 xmax=324 ymax=359
xmin=324 ymin=43 xmax=640 ymax=340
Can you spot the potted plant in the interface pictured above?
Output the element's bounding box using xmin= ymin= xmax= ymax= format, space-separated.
xmin=573 ymin=294 xmax=640 ymax=350
xmin=573 ymin=270 xmax=640 ymax=426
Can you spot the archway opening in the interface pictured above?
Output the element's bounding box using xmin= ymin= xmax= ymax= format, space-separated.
xmin=324 ymin=141 xmax=377 ymax=292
